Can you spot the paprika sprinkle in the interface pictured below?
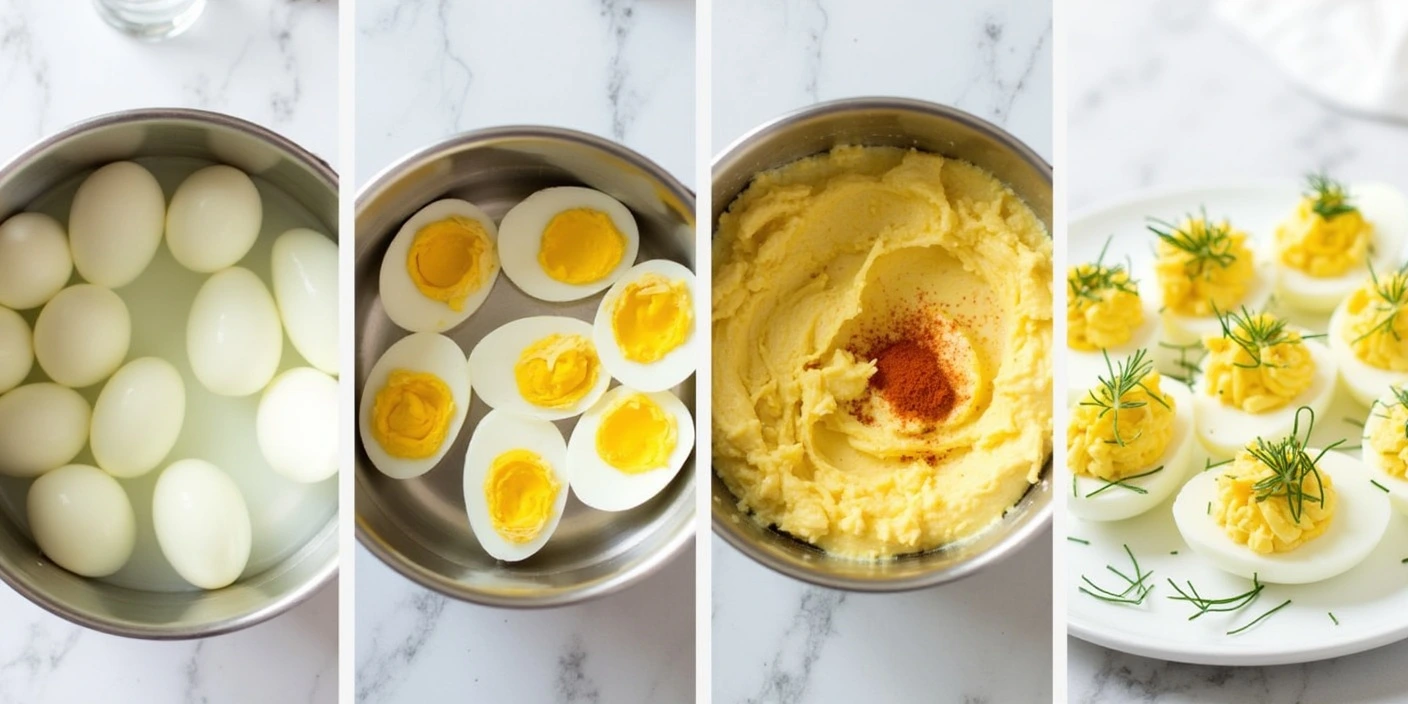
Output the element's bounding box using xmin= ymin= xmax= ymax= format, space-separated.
xmin=870 ymin=338 xmax=956 ymax=422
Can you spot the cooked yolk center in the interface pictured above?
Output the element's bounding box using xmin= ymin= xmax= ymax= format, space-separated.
xmin=513 ymin=333 xmax=600 ymax=409
xmin=611 ymin=273 xmax=692 ymax=363
xmin=1067 ymin=370 xmax=1175 ymax=481
xmin=1215 ymin=449 xmax=1336 ymax=554
xmin=596 ymin=393 xmax=677 ymax=474
xmin=371 ymin=370 xmax=456 ymax=459
xmin=538 ymin=208 xmax=625 ymax=284
xmin=407 ymin=216 xmax=493 ymax=311
xmin=485 ymin=448 xmax=560 ymax=544
xmin=1277 ymin=198 xmax=1371 ymax=278
xmin=1202 ymin=313 xmax=1314 ymax=414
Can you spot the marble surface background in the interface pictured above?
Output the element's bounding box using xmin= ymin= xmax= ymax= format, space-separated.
xmin=354 ymin=1 xmax=696 ymax=702
xmin=1068 ymin=1 xmax=1408 ymax=701
xmin=0 ymin=2 xmax=339 ymax=703
xmin=711 ymin=1 xmax=1053 ymax=703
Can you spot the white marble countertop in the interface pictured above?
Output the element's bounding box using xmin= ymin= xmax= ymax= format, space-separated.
xmin=711 ymin=1 xmax=1053 ymax=702
xmin=1068 ymin=1 xmax=1408 ymax=700
xmin=0 ymin=2 xmax=339 ymax=703
xmin=353 ymin=2 xmax=696 ymax=702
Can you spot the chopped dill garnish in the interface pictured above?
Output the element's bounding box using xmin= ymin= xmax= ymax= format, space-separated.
xmin=1372 ymin=479 xmax=1390 ymax=493
xmin=1212 ymin=304 xmax=1300 ymax=370
xmin=1084 ymin=466 xmax=1165 ymax=498
xmin=1078 ymin=544 xmax=1155 ymax=605
xmin=1067 ymin=537 xmax=1090 ymax=545
xmin=1204 ymin=457 xmax=1234 ymax=472
xmin=1079 ymin=348 xmax=1170 ymax=447
xmin=1228 ymin=599 xmax=1293 ymax=635
xmin=1329 ymin=612 xmax=1340 ymax=625
xmin=1344 ymin=416 xmax=1366 ymax=428
xmin=1070 ymin=236 xmax=1138 ymax=304
xmin=1206 ymin=501 xmax=1211 ymax=515
xmin=1148 ymin=209 xmax=1239 ymax=278
xmin=1158 ymin=340 xmax=1205 ymax=390
xmin=1166 ymin=573 xmax=1264 ymax=621
xmin=1306 ymin=172 xmax=1356 ymax=220
xmin=1402 ymin=557 xmax=1408 ymax=564
xmin=1244 ymin=407 xmax=1344 ymax=524
xmin=1170 ymin=550 xmax=1179 ymax=555
xmin=1350 ymin=260 xmax=1408 ymax=345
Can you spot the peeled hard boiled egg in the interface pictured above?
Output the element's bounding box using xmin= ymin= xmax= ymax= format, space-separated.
xmin=0 ymin=307 xmax=33 ymax=394
xmin=258 ymin=367 xmax=338 ymax=484
xmin=271 ymin=228 xmax=339 ymax=375
xmin=1068 ymin=383 xmax=1195 ymax=522
xmin=358 ymin=332 xmax=471 ymax=479
xmin=463 ymin=409 xmax=569 ymax=562
xmin=153 ymin=459 xmax=253 ymax=590
xmin=499 ymin=187 xmax=640 ymax=302
xmin=187 ymin=267 xmax=282 ymax=396
xmin=468 ymin=316 xmax=610 ymax=421
xmin=68 ymin=161 xmax=165 ymax=289
xmin=90 ymin=357 xmax=185 ymax=479
xmin=0 ymin=383 xmax=90 ymax=478
xmin=0 ymin=212 xmax=72 ymax=310
xmin=165 ymin=165 xmax=264 ymax=273
xmin=34 ymin=284 xmax=130 ymax=388
xmin=380 ymin=199 xmax=500 ymax=333
xmin=1193 ymin=337 xmax=1337 ymax=458
xmin=593 ymin=259 xmax=697 ymax=391
xmin=27 ymin=464 xmax=136 ymax=578
xmin=1172 ymin=451 xmax=1390 ymax=584
xmin=1275 ymin=182 xmax=1408 ymax=313
xmin=568 ymin=385 xmax=694 ymax=512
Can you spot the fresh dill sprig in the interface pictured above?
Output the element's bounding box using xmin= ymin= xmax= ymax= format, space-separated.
xmin=1306 ymin=172 xmax=1356 ymax=220
xmin=1350 ymin=259 xmax=1408 ymax=345
xmin=1212 ymin=305 xmax=1299 ymax=370
xmin=1228 ymin=599 xmax=1293 ymax=635
xmin=1244 ymin=407 xmax=1344 ymax=524
xmin=1070 ymin=236 xmax=1138 ymax=304
xmin=1078 ymin=544 xmax=1155 ymax=605
xmin=1166 ymin=574 xmax=1264 ymax=621
xmin=1148 ymin=209 xmax=1238 ymax=278
xmin=1084 ymin=466 xmax=1165 ymax=498
xmin=1080 ymin=348 xmax=1171 ymax=447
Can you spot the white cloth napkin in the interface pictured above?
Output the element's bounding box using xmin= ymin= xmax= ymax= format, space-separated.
xmin=1217 ymin=0 xmax=1408 ymax=121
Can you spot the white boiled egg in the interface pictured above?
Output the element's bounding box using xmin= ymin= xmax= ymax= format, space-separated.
xmin=0 ymin=383 xmax=90 ymax=478
xmin=1328 ymin=297 xmax=1408 ymax=407
xmin=1068 ymin=383 xmax=1194 ymax=522
xmin=68 ymin=161 xmax=165 ymax=288
xmin=379 ymin=199 xmax=500 ymax=333
xmin=467 ymin=316 xmax=610 ymax=421
xmin=34 ymin=284 xmax=130 ymax=388
xmin=1193 ymin=337 xmax=1337 ymax=458
xmin=592 ymin=259 xmax=697 ymax=391
xmin=152 ymin=459 xmax=252 ymax=590
xmin=1173 ymin=451 xmax=1390 ymax=584
xmin=1157 ymin=259 xmax=1276 ymax=347
xmin=271 ymin=228 xmax=339 ymax=375
xmin=257 ymin=367 xmax=338 ymax=484
xmin=1275 ymin=183 xmax=1408 ymax=313
xmin=0 ymin=212 xmax=72 ymax=310
xmin=462 ymin=409 xmax=569 ymax=562
xmin=567 ymin=385 xmax=694 ymax=512
xmin=165 ymin=165 xmax=263 ymax=273
xmin=90 ymin=358 xmax=185 ymax=479
xmin=498 ymin=187 xmax=640 ymax=302
xmin=1067 ymin=297 xmax=1160 ymax=406
xmin=1360 ymin=388 xmax=1408 ymax=516
xmin=357 ymin=332 xmax=471 ymax=479
xmin=27 ymin=464 xmax=135 ymax=578
xmin=0 ymin=307 xmax=33 ymax=394
xmin=187 ymin=267 xmax=282 ymax=396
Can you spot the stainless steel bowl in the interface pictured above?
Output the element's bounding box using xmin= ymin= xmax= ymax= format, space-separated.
xmin=711 ymin=97 xmax=1053 ymax=591
xmin=355 ymin=126 xmax=696 ymax=607
xmin=0 ymin=108 xmax=339 ymax=638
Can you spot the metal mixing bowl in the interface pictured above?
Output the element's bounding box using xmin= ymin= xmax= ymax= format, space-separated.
xmin=711 ymin=97 xmax=1053 ymax=591
xmin=355 ymin=127 xmax=696 ymax=607
xmin=0 ymin=108 xmax=339 ymax=638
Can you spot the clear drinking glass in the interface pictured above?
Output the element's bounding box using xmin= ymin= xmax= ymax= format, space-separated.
xmin=92 ymin=0 xmax=207 ymax=41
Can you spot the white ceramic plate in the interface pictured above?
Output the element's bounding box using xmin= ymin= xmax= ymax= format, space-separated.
xmin=1067 ymin=184 xmax=1408 ymax=665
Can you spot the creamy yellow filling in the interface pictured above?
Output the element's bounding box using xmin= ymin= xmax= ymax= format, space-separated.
xmin=1215 ymin=448 xmax=1336 ymax=554
xmin=1067 ymin=264 xmax=1143 ymax=351
xmin=1068 ymin=367 xmax=1175 ymax=481
xmin=1277 ymin=198 xmax=1371 ymax=277
xmin=1203 ymin=312 xmax=1313 ymax=414
xmin=1154 ymin=217 xmax=1256 ymax=317
xmin=1344 ymin=270 xmax=1408 ymax=370
xmin=1369 ymin=397 xmax=1408 ymax=479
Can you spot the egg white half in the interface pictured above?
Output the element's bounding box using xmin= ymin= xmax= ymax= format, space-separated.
xmin=462 ymin=409 xmax=570 ymax=562
xmin=1066 ymin=297 xmax=1160 ymax=407
xmin=568 ymin=386 xmax=695 ymax=512
xmin=1172 ymin=450 xmax=1391 ymax=584
xmin=498 ymin=187 xmax=641 ymax=302
xmin=1275 ymin=183 xmax=1408 ymax=313
xmin=1360 ymin=391 xmax=1408 ymax=516
xmin=1068 ymin=383 xmax=1194 ymax=522
xmin=379 ymin=199 xmax=500 ymax=333
xmin=592 ymin=259 xmax=698 ymax=392
xmin=1193 ymin=336 xmax=1337 ymax=458
xmin=1328 ymin=297 xmax=1408 ymax=407
xmin=357 ymin=332 xmax=472 ymax=480
xmin=467 ymin=316 xmax=611 ymax=421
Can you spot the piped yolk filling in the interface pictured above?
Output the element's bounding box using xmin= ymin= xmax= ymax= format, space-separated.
xmin=538 ymin=208 xmax=625 ymax=284
xmin=1154 ymin=218 xmax=1255 ymax=317
xmin=485 ymin=448 xmax=561 ymax=544
xmin=513 ymin=334 xmax=600 ymax=409
xmin=596 ymin=393 xmax=677 ymax=474
xmin=371 ymin=370 xmax=455 ymax=459
xmin=1067 ymin=264 xmax=1143 ymax=350
xmin=1203 ymin=314 xmax=1313 ymax=414
xmin=1277 ymin=198 xmax=1371 ymax=277
xmin=1067 ymin=371 xmax=1175 ymax=481
xmin=407 ymin=216 xmax=492 ymax=311
xmin=1344 ymin=274 xmax=1408 ymax=370
xmin=612 ymin=273 xmax=692 ymax=363
xmin=1369 ymin=401 xmax=1408 ymax=479
xmin=1215 ymin=450 xmax=1336 ymax=554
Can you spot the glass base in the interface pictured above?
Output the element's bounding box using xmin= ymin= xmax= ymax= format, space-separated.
xmin=93 ymin=0 xmax=207 ymax=41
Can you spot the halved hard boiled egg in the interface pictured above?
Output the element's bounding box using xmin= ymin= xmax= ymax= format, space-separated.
xmin=1361 ymin=385 xmax=1408 ymax=515
xmin=568 ymin=386 xmax=694 ymax=512
xmin=467 ymin=316 xmax=610 ymax=421
xmin=1068 ymin=382 xmax=1194 ymax=522
xmin=1274 ymin=180 xmax=1408 ymax=313
xmin=357 ymin=333 xmax=471 ymax=479
xmin=463 ymin=409 xmax=569 ymax=562
xmin=379 ymin=199 xmax=500 ymax=333
xmin=593 ymin=259 xmax=697 ymax=391
xmin=498 ymin=187 xmax=640 ymax=302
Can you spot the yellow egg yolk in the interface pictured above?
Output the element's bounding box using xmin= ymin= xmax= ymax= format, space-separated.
xmin=513 ymin=334 xmax=600 ymax=409
xmin=1203 ymin=313 xmax=1314 ymax=413
xmin=1215 ymin=447 xmax=1336 ymax=554
xmin=1067 ymin=370 xmax=1175 ymax=481
xmin=484 ymin=448 xmax=560 ymax=544
xmin=371 ymin=370 xmax=456 ymax=459
xmin=407 ymin=216 xmax=493 ymax=311
xmin=596 ymin=393 xmax=677 ymax=474
xmin=1154 ymin=217 xmax=1256 ymax=316
xmin=538 ymin=208 xmax=626 ymax=284
xmin=1276 ymin=198 xmax=1372 ymax=277
xmin=1344 ymin=271 xmax=1408 ymax=370
xmin=1067 ymin=264 xmax=1143 ymax=350
xmin=1368 ymin=399 xmax=1408 ymax=479
xmin=612 ymin=273 xmax=692 ymax=363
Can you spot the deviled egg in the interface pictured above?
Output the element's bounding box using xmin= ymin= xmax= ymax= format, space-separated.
xmin=1328 ymin=261 xmax=1408 ymax=406
xmin=467 ymin=316 xmax=611 ymax=421
xmin=498 ymin=187 xmax=640 ymax=302
xmin=593 ymin=259 xmax=697 ymax=391
xmin=357 ymin=332 xmax=472 ymax=479
xmin=463 ymin=409 xmax=570 ymax=562
xmin=1066 ymin=238 xmax=1159 ymax=403
xmin=379 ymin=199 xmax=500 ymax=333
xmin=1361 ymin=384 xmax=1408 ymax=515
xmin=1149 ymin=213 xmax=1275 ymax=346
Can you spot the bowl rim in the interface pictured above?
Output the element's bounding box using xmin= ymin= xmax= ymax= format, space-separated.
xmin=709 ymin=95 xmax=1053 ymax=592
xmin=0 ymin=106 xmax=340 ymax=640
xmin=353 ymin=124 xmax=698 ymax=608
